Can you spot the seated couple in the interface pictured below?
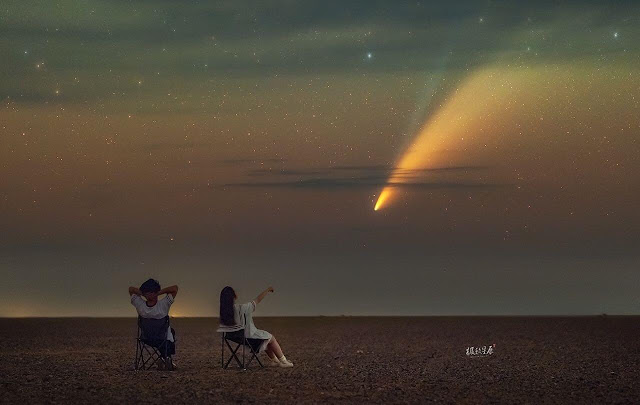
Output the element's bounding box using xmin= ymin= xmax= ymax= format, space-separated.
xmin=128 ymin=279 xmax=293 ymax=369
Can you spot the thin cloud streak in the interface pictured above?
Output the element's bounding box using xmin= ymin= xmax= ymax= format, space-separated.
xmin=247 ymin=165 xmax=491 ymax=177
xmin=220 ymin=178 xmax=509 ymax=191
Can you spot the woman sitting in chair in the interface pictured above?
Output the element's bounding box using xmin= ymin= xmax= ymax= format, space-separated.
xmin=219 ymin=286 xmax=294 ymax=368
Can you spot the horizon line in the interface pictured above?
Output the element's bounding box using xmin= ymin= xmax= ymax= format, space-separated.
xmin=1 ymin=314 xmax=636 ymax=319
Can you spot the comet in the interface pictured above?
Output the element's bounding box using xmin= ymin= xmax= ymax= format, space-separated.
xmin=373 ymin=65 xmax=535 ymax=211
xmin=373 ymin=188 xmax=390 ymax=211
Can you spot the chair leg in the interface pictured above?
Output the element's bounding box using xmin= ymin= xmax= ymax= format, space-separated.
xmin=137 ymin=338 xmax=177 ymax=371
xmin=141 ymin=347 xmax=153 ymax=370
xmin=135 ymin=340 xmax=140 ymax=370
xmin=139 ymin=347 xmax=148 ymax=370
xmin=141 ymin=345 xmax=161 ymax=370
xmin=223 ymin=339 xmax=244 ymax=369
xmin=138 ymin=342 xmax=146 ymax=370
xmin=245 ymin=345 xmax=264 ymax=368
xmin=159 ymin=341 xmax=170 ymax=370
xmin=242 ymin=338 xmax=246 ymax=370
xmin=221 ymin=335 xmax=266 ymax=370
xmin=253 ymin=347 xmax=264 ymax=368
xmin=140 ymin=342 xmax=154 ymax=370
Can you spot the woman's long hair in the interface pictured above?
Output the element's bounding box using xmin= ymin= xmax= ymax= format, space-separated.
xmin=219 ymin=286 xmax=236 ymax=326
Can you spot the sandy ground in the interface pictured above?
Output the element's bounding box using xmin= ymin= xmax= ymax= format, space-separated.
xmin=1 ymin=317 xmax=640 ymax=404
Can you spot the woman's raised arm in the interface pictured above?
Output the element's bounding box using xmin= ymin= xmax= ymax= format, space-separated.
xmin=254 ymin=286 xmax=274 ymax=304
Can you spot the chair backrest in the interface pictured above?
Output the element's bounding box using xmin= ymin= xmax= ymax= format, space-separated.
xmin=138 ymin=316 xmax=169 ymax=341
xmin=216 ymin=312 xmax=247 ymax=333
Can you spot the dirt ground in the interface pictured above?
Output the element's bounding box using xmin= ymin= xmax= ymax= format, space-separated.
xmin=1 ymin=317 xmax=639 ymax=404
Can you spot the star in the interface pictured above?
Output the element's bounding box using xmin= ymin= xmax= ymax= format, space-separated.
xmin=366 ymin=52 xmax=373 ymax=59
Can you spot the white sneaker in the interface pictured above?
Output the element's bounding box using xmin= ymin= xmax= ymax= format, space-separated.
xmin=278 ymin=359 xmax=294 ymax=368
xmin=266 ymin=357 xmax=280 ymax=367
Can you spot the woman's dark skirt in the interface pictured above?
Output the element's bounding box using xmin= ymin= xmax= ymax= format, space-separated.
xmin=225 ymin=330 xmax=267 ymax=353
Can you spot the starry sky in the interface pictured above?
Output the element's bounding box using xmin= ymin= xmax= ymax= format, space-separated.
xmin=2 ymin=1 xmax=639 ymax=316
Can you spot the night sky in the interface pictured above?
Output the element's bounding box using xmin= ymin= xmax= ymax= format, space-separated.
xmin=2 ymin=1 xmax=639 ymax=316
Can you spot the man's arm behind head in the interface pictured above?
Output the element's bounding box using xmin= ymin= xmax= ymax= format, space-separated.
xmin=159 ymin=285 xmax=179 ymax=298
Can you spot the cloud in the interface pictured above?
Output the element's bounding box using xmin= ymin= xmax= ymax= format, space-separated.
xmin=3 ymin=3 xmax=635 ymax=71
xmin=219 ymin=165 xmax=502 ymax=191
xmin=212 ymin=162 xmax=502 ymax=191
xmin=220 ymin=177 xmax=508 ymax=191
xmin=2 ymin=0 xmax=637 ymax=110
xmin=246 ymin=165 xmax=490 ymax=177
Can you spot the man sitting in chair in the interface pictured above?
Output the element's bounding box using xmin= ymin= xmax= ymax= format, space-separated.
xmin=129 ymin=279 xmax=179 ymax=369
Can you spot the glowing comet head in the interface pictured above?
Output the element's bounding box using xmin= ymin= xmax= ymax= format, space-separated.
xmin=374 ymin=189 xmax=391 ymax=211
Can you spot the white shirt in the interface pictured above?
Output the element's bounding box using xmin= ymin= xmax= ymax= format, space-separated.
xmin=233 ymin=300 xmax=272 ymax=341
xmin=131 ymin=294 xmax=175 ymax=341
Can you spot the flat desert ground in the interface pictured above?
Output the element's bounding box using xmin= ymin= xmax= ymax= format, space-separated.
xmin=1 ymin=317 xmax=640 ymax=403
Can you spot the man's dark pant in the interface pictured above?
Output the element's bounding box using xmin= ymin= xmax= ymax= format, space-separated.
xmin=145 ymin=327 xmax=176 ymax=356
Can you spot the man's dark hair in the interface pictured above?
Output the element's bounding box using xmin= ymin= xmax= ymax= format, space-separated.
xmin=140 ymin=278 xmax=161 ymax=294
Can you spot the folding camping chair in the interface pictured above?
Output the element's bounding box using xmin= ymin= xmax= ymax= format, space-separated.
xmin=217 ymin=314 xmax=264 ymax=370
xmin=134 ymin=316 xmax=174 ymax=371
